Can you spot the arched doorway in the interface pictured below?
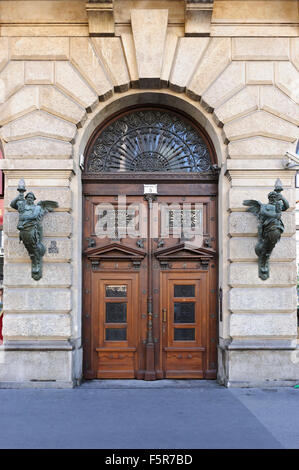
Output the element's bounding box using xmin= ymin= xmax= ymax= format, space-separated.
xmin=82 ymin=106 xmax=218 ymax=380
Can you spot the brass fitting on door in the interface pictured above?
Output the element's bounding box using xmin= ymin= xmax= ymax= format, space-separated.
xmin=162 ymin=308 xmax=167 ymax=322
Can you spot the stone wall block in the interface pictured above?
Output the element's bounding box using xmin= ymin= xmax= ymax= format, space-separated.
xmin=120 ymin=32 xmax=139 ymax=86
xmin=212 ymin=1 xmax=298 ymax=26
xmin=0 ymin=38 xmax=9 ymax=73
xmin=228 ymin=212 xmax=256 ymax=236
xmin=0 ymin=0 xmax=88 ymax=24
xmin=229 ymin=262 xmax=297 ymax=288
xmin=228 ymin=350 xmax=299 ymax=385
xmin=11 ymin=37 xmax=70 ymax=60
xmin=0 ymin=86 xmax=39 ymax=126
xmin=0 ymin=350 xmax=72 ymax=382
xmin=201 ymin=61 xmax=245 ymax=110
xmin=224 ymin=110 xmax=298 ymax=142
xmin=229 ymin=211 xmax=296 ymax=237
xmin=187 ymin=37 xmax=231 ymax=100
xmin=25 ymin=61 xmax=54 ymax=85
xmin=131 ymin=9 xmax=169 ymax=88
xmin=5 ymin=187 xmax=72 ymax=211
xmin=232 ymin=38 xmax=289 ymax=60
xmin=229 ymin=287 xmax=297 ymax=313
xmin=230 ymin=313 xmax=297 ymax=338
xmin=70 ymin=38 xmax=113 ymax=100
xmin=161 ymin=29 xmax=180 ymax=86
xmin=3 ymin=313 xmax=71 ymax=339
xmin=91 ymin=38 xmax=130 ymax=93
xmin=246 ymin=61 xmax=274 ymax=85
xmin=4 ymin=262 xmax=72 ymax=288
xmin=275 ymin=62 xmax=299 ymax=104
xmin=3 ymin=137 xmax=72 ymax=159
xmin=229 ymin=211 xmax=295 ymax=237
xmin=6 ymin=212 xmax=72 ymax=237
xmin=290 ymin=38 xmax=299 ymax=71
xmin=169 ymin=37 xmax=209 ymax=93
xmin=213 ymin=86 xmax=258 ymax=126
xmin=0 ymin=62 xmax=24 ymax=103
xmin=4 ymin=288 xmax=71 ymax=313
xmin=39 ymin=86 xmax=86 ymax=125
xmin=1 ymin=110 xmax=77 ymax=142
xmin=260 ymin=86 xmax=299 ymax=126
xmin=228 ymin=137 xmax=294 ymax=159
xmin=229 ymin=237 xmax=296 ymax=262
xmin=228 ymin=187 xmax=295 ymax=211
xmin=6 ymin=237 xmax=72 ymax=262
xmin=40 ymin=212 xmax=72 ymax=237
xmin=55 ymin=62 xmax=98 ymax=111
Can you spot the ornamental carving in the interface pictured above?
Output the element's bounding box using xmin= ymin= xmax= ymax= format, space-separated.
xmin=86 ymin=110 xmax=212 ymax=173
xmin=10 ymin=179 xmax=59 ymax=281
xmin=243 ymin=179 xmax=289 ymax=280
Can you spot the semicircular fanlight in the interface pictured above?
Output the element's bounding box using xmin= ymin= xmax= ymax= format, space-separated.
xmin=86 ymin=109 xmax=213 ymax=173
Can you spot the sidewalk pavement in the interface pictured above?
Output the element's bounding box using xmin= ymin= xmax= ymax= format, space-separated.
xmin=0 ymin=380 xmax=298 ymax=449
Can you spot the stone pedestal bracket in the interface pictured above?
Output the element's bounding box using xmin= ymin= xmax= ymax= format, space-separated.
xmin=185 ymin=0 xmax=214 ymax=37
xmin=86 ymin=1 xmax=115 ymax=37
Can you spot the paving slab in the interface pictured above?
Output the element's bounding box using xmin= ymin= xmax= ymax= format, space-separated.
xmin=0 ymin=380 xmax=294 ymax=449
xmin=230 ymin=387 xmax=299 ymax=449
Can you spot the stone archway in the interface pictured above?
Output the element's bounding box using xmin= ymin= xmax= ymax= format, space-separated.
xmin=80 ymin=103 xmax=219 ymax=380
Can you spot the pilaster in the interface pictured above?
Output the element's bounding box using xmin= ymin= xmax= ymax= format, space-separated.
xmin=217 ymin=160 xmax=299 ymax=386
xmin=0 ymin=159 xmax=78 ymax=387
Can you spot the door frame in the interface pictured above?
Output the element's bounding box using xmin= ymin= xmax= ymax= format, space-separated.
xmin=81 ymin=104 xmax=219 ymax=380
xmin=82 ymin=174 xmax=219 ymax=379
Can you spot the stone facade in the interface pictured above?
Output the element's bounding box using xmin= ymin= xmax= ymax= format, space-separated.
xmin=0 ymin=0 xmax=298 ymax=387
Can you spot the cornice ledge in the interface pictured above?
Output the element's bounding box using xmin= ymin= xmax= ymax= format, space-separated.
xmin=0 ymin=160 xmax=76 ymax=179
xmin=225 ymin=159 xmax=288 ymax=171
xmin=0 ymin=159 xmax=75 ymax=173
xmin=224 ymin=159 xmax=297 ymax=174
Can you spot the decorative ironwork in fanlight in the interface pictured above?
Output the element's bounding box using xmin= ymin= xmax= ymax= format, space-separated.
xmin=86 ymin=110 xmax=213 ymax=173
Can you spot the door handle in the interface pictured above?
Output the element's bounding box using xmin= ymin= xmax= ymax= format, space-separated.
xmin=162 ymin=308 xmax=167 ymax=322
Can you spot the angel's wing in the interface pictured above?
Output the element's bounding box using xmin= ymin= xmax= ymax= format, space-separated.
xmin=243 ymin=199 xmax=262 ymax=215
xmin=37 ymin=200 xmax=59 ymax=212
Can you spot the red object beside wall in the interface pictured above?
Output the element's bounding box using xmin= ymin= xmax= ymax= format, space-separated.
xmin=0 ymin=143 xmax=3 ymax=196
xmin=0 ymin=199 xmax=3 ymax=226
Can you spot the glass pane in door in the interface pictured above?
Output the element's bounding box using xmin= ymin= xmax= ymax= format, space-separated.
xmin=174 ymin=302 xmax=195 ymax=323
xmin=174 ymin=285 xmax=195 ymax=297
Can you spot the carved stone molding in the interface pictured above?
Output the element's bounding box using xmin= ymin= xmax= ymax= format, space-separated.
xmin=185 ymin=0 xmax=214 ymax=37
xmin=224 ymin=160 xmax=297 ymax=186
xmin=86 ymin=1 xmax=115 ymax=37
xmin=0 ymin=159 xmax=75 ymax=182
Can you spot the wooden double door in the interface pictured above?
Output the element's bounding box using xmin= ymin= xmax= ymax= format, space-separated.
xmin=82 ymin=178 xmax=218 ymax=380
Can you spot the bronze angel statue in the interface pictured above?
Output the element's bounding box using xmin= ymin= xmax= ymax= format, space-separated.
xmin=243 ymin=179 xmax=289 ymax=280
xmin=10 ymin=179 xmax=59 ymax=281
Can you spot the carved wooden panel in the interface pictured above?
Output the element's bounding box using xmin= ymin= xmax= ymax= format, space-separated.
xmin=83 ymin=183 xmax=218 ymax=380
